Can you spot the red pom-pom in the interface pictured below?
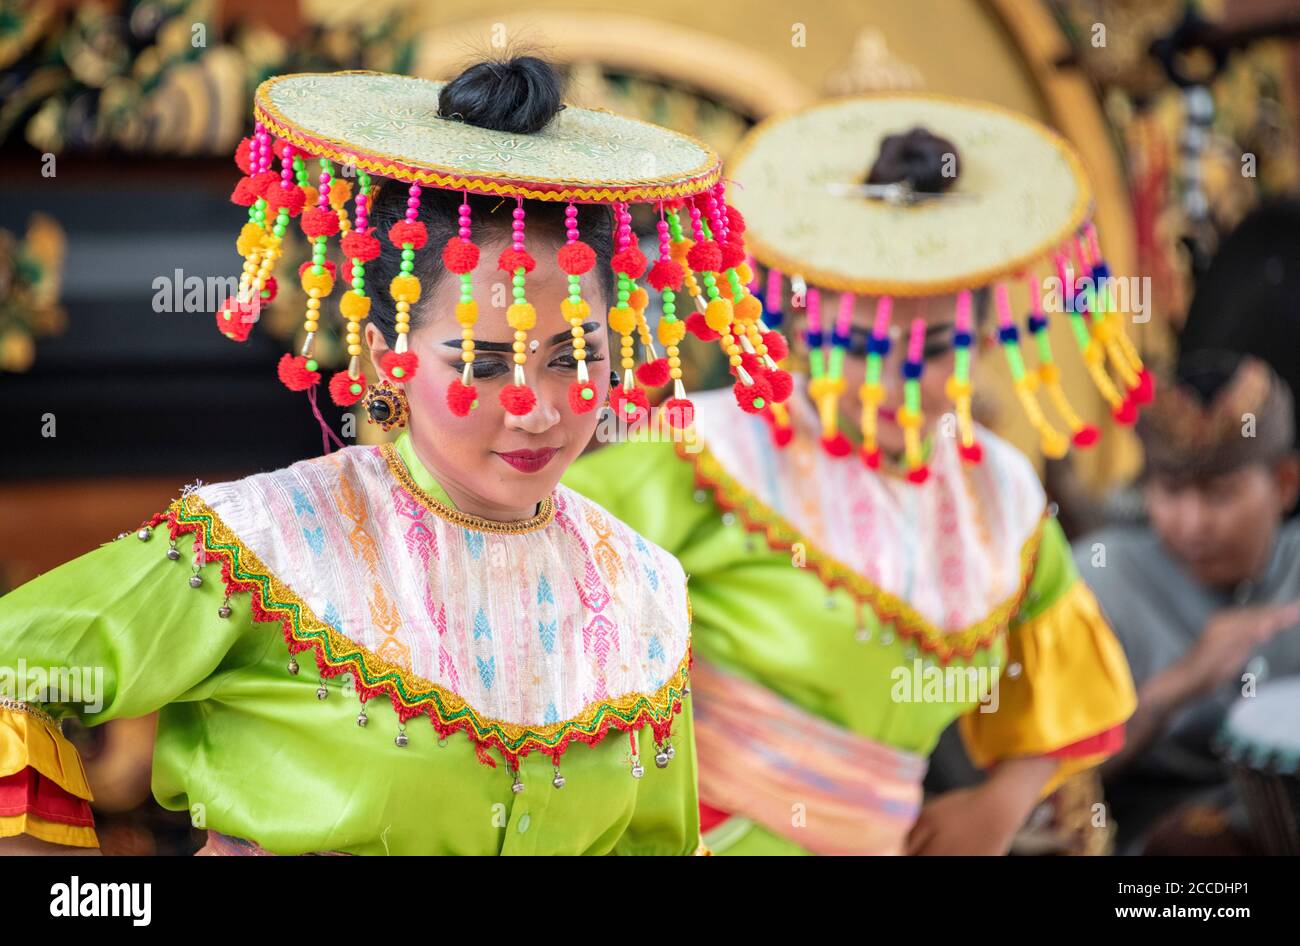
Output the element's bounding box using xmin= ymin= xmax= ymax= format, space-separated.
xmin=820 ymin=432 xmax=852 ymax=457
xmin=1113 ymin=398 xmax=1138 ymax=425
xmin=646 ymin=259 xmax=684 ymax=292
xmin=388 ymin=221 xmax=428 ymax=250
xmin=249 ymin=172 xmax=279 ymax=199
xmin=611 ymin=246 xmax=647 ymax=279
xmin=772 ymin=424 xmax=795 ymax=448
xmin=557 ymin=241 xmax=596 ymax=276
xmin=611 ymin=386 xmax=650 ymax=423
xmin=568 ymin=380 xmax=599 ymax=413
xmin=766 ymin=369 xmax=794 ymax=403
xmin=442 ymin=238 xmax=480 ymax=274
xmin=726 ymin=205 xmax=746 ymax=235
xmin=277 ymin=354 xmax=321 ymax=391
xmin=719 ymin=240 xmax=746 ymax=270
xmin=763 ymin=330 xmax=789 ymax=362
xmin=739 ymin=351 xmax=764 ymax=375
xmin=301 ymin=207 xmax=340 ymax=238
xmin=635 ymin=358 xmax=671 ymax=387
xmin=906 ymin=465 xmax=931 ymax=485
xmin=260 ymin=276 xmax=278 ymax=303
xmin=959 ymin=441 xmax=984 ymax=464
xmin=230 ymin=177 xmax=259 ymax=207
xmin=298 ymin=260 xmax=337 ymax=280
xmin=234 ymin=137 xmax=253 ymax=175
xmin=1132 ymin=368 xmax=1155 ymax=405
xmin=686 ymin=312 xmax=720 ymax=341
xmin=500 ymin=384 xmax=537 ymax=416
xmin=380 ymin=350 xmax=420 ymax=383
xmin=861 ymin=446 xmax=881 ymax=469
xmin=687 ymin=240 xmax=723 ymax=273
xmin=272 ymin=138 xmax=286 ymax=160
xmin=342 ymin=231 xmax=382 ymax=262
xmin=342 ymin=259 xmax=356 ymax=285
xmin=498 ymin=247 xmax=536 ymax=273
xmin=734 ymin=376 xmax=773 ymax=414
xmin=447 ymin=379 xmax=478 ymax=416
xmin=265 ymin=184 xmax=306 ymax=217
xmin=661 ymin=397 xmax=695 ymax=429
xmin=215 ymin=297 xmax=257 ymax=341
xmin=1073 ymin=424 xmax=1101 ymax=448
xmin=329 ymin=372 xmax=367 ymax=406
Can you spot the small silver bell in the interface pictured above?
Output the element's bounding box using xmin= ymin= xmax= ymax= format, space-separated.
xmin=655 ymin=750 xmax=669 ymax=769
xmin=552 ymin=767 xmax=566 ymax=789
xmin=693 ymin=489 xmax=707 ymax=504
xmin=316 ymin=684 xmax=329 ymax=700
xmin=188 ymin=574 xmax=203 ymax=589
xmin=682 ymin=684 xmax=691 ymax=696
xmin=137 ymin=528 xmax=152 ymax=541
xmin=666 ymin=744 xmax=676 ymax=760
xmin=395 ymin=727 xmax=408 ymax=748
xmin=287 ymin=656 xmax=300 ymax=675
xmin=217 ymin=605 xmax=232 ymax=619
xmin=511 ymin=771 xmax=525 ymax=794
xmin=166 ymin=546 xmax=181 ymax=561
xmin=630 ymin=761 xmax=645 ymax=779
xmin=356 ymin=706 xmax=368 ymax=727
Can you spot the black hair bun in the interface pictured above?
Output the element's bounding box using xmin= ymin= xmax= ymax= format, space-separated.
xmin=867 ymin=127 xmax=960 ymax=194
xmin=438 ymin=56 xmax=564 ymax=135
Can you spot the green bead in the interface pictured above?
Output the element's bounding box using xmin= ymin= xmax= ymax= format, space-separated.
xmin=460 ymin=294 xmax=473 ymax=303
xmin=470 ymin=399 xmax=479 ymax=410
xmin=663 ymin=303 xmax=676 ymax=316
xmin=662 ymin=290 xmax=675 ymax=302
xmin=305 ymin=360 xmax=318 ymax=372
xmin=353 ymin=263 xmax=365 ymax=275
xmin=623 ymin=402 xmax=636 ymax=414
xmin=581 ymin=387 xmax=594 ymax=400
xmin=568 ymin=294 xmax=581 ymax=304
xmin=350 ymin=382 xmax=362 ymax=395
xmin=352 ymin=278 xmax=364 ymax=290
xmin=401 ymin=249 xmax=415 ymax=261
xmin=392 ymin=366 xmax=405 ymax=379
xmin=513 ymin=275 xmax=525 ymax=287
xmin=753 ymin=397 xmax=765 ymax=409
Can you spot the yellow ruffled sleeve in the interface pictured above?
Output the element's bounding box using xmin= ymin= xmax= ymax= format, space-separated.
xmin=959 ymin=517 xmax=1137 ymax=797
xmin=0 ymin=700 xmax=98 ymax=848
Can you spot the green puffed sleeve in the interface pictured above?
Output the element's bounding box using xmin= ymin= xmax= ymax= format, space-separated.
xmin=0 ymin=522 xmax=263 ymax=845
xmin=1 ymin=526 xmax=260 ymax=726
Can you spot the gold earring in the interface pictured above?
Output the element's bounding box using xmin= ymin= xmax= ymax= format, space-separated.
xmin=364 ymin=379 xmax=408 ymax=431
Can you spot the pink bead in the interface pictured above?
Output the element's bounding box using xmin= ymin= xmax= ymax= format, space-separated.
xmin=566 ymin=229 xmax=579 ymax=240
xmin=459 ymin=227 xmax=471 ymax=239
xmin=409 ymin=184 xmax=421 ymax=196
xmin=513 ymin=208 xmax=525 ymax=220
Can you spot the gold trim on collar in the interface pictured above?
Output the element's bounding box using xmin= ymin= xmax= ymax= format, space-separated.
xmin=380 ymin=442 xmax=556 ymax=534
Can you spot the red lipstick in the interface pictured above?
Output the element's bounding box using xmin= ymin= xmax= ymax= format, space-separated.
xmin=495 ymin=447 xmax=559 ymax=474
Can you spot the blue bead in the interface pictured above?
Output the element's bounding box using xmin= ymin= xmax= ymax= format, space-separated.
xmin=998 ymin=325 xmax=1020 ymax=343
xmin=805 ymin=330 xmax=824 ymax=348
xmin=1027 ymin=315 xmax=1048 ymax=333
xmin=953 ymin=331 xmax=973 ymax=347
xmin=902 ymin=361 xmax=923 ymax=379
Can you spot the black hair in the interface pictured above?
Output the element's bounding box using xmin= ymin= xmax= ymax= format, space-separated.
xmin=867 ymin=127 xmax=961 ymax=194
xmin=367 ymin=56 xmax=615 ymax=347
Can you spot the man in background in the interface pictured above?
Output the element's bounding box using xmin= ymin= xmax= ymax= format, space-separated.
xmin=1074 ymin=352 xmax=1300 ymax=854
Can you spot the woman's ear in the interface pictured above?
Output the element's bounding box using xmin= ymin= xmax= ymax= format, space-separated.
xmin=364 ymin=322 xmax=389 ymax=380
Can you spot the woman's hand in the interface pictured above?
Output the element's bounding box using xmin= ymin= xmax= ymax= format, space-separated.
xmin=906 ymin=755 xmax=1058 ymax=855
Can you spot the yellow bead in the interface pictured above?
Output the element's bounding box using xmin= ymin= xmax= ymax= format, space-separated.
xmin=513 ymin=341 xmax=526 ymax=353
xmin=728 ymin=355 xmax=742 ymax=366
xmin=396 ymin=324 xmax=409 ymax=334
xmin=513 ymin=354 xmax=527 ymax=365
xmin=347 ymin=344 xmax=362 ymax=356
xmin=462 ymin=352 xmax=474 ymax=363
xmin=573 ymin=337 xmax=586 ymax=349
xmin=346 ymin=333 xmax=360 ymax=345
xmin=306 ymin=298 xmax=320 ymax=310
xmin=304 ymin=320 xmax=318 ymax=332
xmin=463 ymin=340 xmax=475 ymax=350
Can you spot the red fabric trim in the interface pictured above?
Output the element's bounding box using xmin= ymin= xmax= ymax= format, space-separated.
xmin=1047 ymin=722 xmax=1125 ymax=760
xmin=699 ymin=801 xmax=732 ymax=834
xmin=0 ymin=768 xmax=96 ymax=826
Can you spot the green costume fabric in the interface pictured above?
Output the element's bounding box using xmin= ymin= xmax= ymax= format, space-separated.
xmin=0 ymin=434 xmax=701 ymax=855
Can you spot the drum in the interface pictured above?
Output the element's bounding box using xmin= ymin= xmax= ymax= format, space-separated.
xmin=1216 ymin=676 xmax=1300 ymax=856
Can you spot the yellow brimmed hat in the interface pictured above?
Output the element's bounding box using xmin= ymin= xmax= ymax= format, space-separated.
xmin=727 ymin=93 xmax=1152 ymax=482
